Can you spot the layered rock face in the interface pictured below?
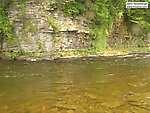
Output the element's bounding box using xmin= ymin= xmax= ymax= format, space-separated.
xmin=5 ymin=0 xmax=92 ymax=52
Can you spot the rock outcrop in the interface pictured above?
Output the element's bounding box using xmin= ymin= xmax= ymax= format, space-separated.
xmin=4 ymin=0 xmax=92 ymax=53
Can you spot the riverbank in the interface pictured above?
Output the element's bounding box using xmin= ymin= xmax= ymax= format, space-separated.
xmin=0 ymin=48 xmax=149 ymax=61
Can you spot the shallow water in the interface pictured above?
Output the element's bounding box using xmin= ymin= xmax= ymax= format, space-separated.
xmin=0 ymin=53 xmax=150 ymax=113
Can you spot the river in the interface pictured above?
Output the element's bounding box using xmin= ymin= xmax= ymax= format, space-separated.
xmin=0 ymin=53 xmax=150 ymax=113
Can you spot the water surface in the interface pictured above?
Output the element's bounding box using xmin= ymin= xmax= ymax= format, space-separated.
xmin=0 ymin=54 xmax=150 ymax=113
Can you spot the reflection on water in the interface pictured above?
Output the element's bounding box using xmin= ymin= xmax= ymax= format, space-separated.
xmin=0 ymin=53 xmax=150 ymax=113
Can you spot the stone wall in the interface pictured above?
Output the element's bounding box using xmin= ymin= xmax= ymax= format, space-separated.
xmin=4 ymin=0 xmax=92 ymax=52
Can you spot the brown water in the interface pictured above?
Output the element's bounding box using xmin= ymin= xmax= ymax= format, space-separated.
xmin=0 ymin=54 xmax=150 ymax=113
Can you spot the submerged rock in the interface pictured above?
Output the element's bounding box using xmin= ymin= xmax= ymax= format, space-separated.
xmin=100 ymin=100 xmax=124 ymax=108
xmin=127 ymin=92 xmax=150 ymax=110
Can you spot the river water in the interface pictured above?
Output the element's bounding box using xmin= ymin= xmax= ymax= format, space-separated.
xmin=0 ymin=53 xmax=150 ymax=113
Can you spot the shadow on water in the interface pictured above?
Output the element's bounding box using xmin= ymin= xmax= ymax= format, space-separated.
xmin=0 ymin=53 xmax=150 ymax=112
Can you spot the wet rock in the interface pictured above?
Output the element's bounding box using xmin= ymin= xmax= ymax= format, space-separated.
xmin=84 ymin=93 xmax=98 ymax=99
xmin=128 ymin=82 xmax=148 ymax=87
xmin=51 ymin=105 xmax=76 ymax=111
xmin=0 ymin=56 xmax=14 ymax=60
xmin=100 ymin=100 xmax=124 ymax=108
xmin=61 ymin=54 xmax=83 ymax=59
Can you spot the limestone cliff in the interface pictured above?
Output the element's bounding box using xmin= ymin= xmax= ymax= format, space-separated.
xmin=4 ymin=0 xmax=92 ymax=53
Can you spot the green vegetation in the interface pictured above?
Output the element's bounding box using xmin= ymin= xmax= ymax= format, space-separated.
xmin=0 ymin=0 xmax=150 ymax=58
xmin=0 ymin=0 xmax=33 ymax=51
xmin=0 ymin=6 xmax=13 ymax=50
xmin=51 ymin=38 xmax=62 ymax=43
xmin=58 ymin=0 xmax=150 ymax=49
xmin=38 ymin=43 xmax=42 ymax=49
xmin=45 ymin=15 xmax=60 ymax=33
xmin=49 ymin=48 xmax=131 ymax=57
xmin=16 ymin=2 xmax=37 ymax=37
xmin=16 ymin=3 xmax=26 ymax=10
xmin=1 ymin=46 xmax=149 ymax=59
xmin=62 ymin=0 xmax=85 ymax=17
xmin=1 ymin=50 xmax=37 ymax=58
xmin=49 ymin=1 xmax=58 ymax=6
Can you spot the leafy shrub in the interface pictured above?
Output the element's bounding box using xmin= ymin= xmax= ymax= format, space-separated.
xmin=0 ymin=8 xmax=13 ymax=49
xmin=62 ymin=0 xmax=85 ymax=17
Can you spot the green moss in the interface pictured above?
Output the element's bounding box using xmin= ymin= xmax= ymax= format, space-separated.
xmin=38 ymin=43 xmax=42 ymax=49
xmin=51 ymin=38 xmax=62 ymax=43
xmin=1 ymin=52 xmax=20 ymax=58
xmin=45 ymin=15 xmax=60 ymax=34
xmin=49 ymin=1 xmax=58 ymax=6
xmin=17 ymin=3 xmax=26 ymax=10
xmin=1 ymin=51 xmax=39 ymax=58
xmin=21 ymin=51 xmax=37 ymax=56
